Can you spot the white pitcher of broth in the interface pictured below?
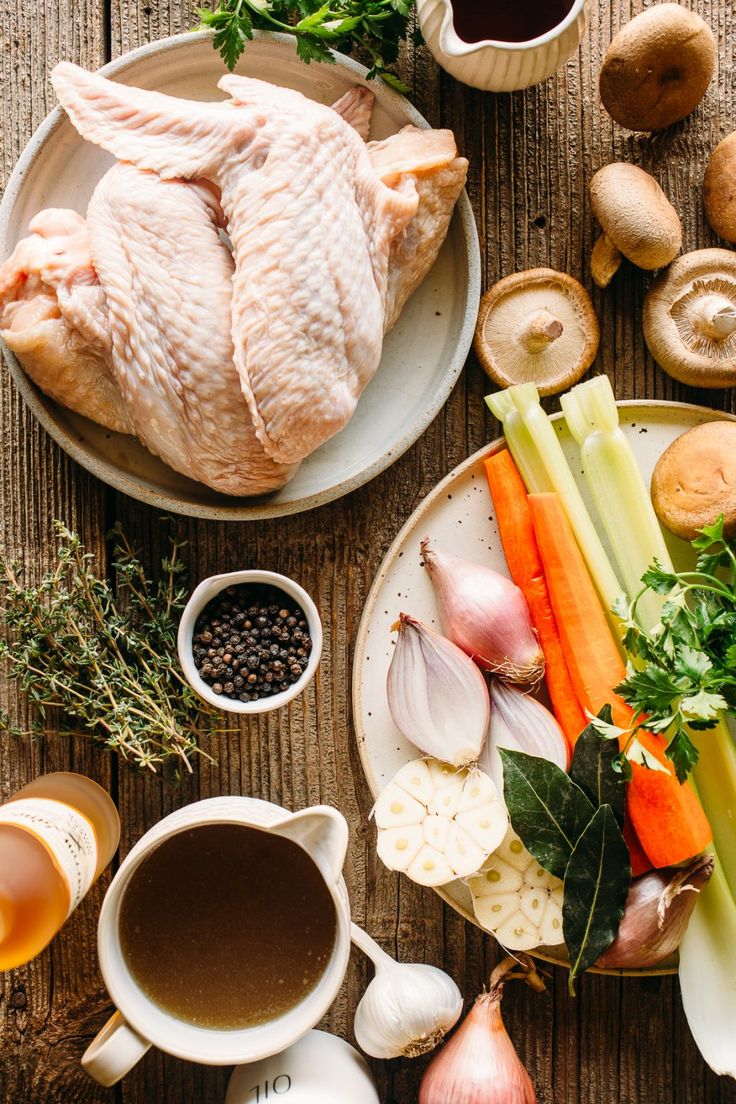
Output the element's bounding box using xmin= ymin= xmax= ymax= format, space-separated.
xmin=82 ymin=797 xmax=351 ymax=1087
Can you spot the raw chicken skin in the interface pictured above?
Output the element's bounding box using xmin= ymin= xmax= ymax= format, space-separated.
xmin=86 ymin=163 xmax=294 ymax=495
xmin=51 ymin=63 xmax=419 ymax=465
xmin=0 ymin=209 xmax=132 ymax=433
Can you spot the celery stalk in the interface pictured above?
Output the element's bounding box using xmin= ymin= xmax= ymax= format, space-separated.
xmin=486 ymin=384 xmax=623 ymax=613
xmin=679 ymin=858 xmax=736 ymax=1078
xmin=693 ymin=720 xmax=736 ymax=903
xmin=560 ymin=376 xmax=670 ymax=633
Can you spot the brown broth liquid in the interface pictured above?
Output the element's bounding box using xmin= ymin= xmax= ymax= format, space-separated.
xmin=119 ymin=824 xmax=337 ymax=1030
xmin=450 ymin=0 xmax=575 ymax=43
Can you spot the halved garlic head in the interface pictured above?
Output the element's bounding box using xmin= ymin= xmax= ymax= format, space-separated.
xmin=468 ymin=828 xmax=564 ymax=951
xmin=374 ymin=758 xmax=507 ymax=887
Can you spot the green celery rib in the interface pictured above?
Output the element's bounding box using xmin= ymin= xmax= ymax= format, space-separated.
xmin=679 ymin=856 xmax=736 ymax=1078
xmin=486 ymin=384 xmax=623 ymax=614
xmin=692 ymin=719 xmax=736 ymax=903
xmin=560 ymin=376 xmax=670 ymax=634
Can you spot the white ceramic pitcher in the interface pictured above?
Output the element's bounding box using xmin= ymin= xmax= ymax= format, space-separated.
xmin=416 ymin=0 xmax=592 ymax=92
xmin=82 ymin=797 xmax=351 ymax=1087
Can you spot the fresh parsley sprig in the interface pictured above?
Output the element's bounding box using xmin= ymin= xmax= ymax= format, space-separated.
xmin=615 ymin=516 xmax=736 ymax=782
xmin=198 ymin=0 xmax=414 ymax=90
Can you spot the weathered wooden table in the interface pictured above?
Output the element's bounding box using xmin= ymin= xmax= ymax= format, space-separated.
xmin=2 ymin=1 xmax=736 ymax=1101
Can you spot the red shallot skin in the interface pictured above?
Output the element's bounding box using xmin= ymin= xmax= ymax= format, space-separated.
xmin=421 ymin=538 xmax=544 ymax=685
xmin=419 ymin=988 xmax=536 ymax=1104
xmin=596 ymin=854 xmax=714 ymax=969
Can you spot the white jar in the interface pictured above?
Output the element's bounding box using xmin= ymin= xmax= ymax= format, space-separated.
xmin=416 ymin=0 xmax=592 ymax=93
xmin=226 ymin=1031 xmax=380 ymax=1104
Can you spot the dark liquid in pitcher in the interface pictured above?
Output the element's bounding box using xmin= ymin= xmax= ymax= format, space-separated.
xmin=450 ymin=0 xmax=575 ymax=43
xmin=118 ymin=824 xmax=337 ymax=1030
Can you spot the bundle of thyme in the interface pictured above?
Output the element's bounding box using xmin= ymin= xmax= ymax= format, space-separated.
xmin=0 ymin=522 xmax=223 ymax=774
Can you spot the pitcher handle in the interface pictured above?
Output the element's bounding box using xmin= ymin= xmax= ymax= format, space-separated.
xmin=82 ymin=1010 xmax=151 ymax=1086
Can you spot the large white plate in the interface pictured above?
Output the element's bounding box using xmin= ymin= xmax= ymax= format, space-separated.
xmin=353 ymin=400 xmax=734 ymax=975
xmin=0 ymin=31 xmax=479 ymax=520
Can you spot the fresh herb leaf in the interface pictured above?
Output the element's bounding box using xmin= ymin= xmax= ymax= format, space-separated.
xmin=563 ymin=804 xmax=631 ymax=993
xmin=0 ymin=521 xmax=229 ymax=774
xmin=626 ymin=737 xmax=671 ymax=774
xmin=500 ymin=749 xmax=595 ymax=880
xmin=570 ymin=707 xmax=627 ymax=825
xmin=197 ymin=0 xmax=416 ymax=86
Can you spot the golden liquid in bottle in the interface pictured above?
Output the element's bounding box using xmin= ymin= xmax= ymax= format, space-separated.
xmin=0 ymin=773 xmax=120 ymax=971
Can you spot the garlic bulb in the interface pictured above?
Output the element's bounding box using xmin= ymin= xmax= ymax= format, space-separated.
xmin=351 ymin=923 xmax=463 ymax=1059
xmin=480 ymin=680 xmax=568 ymax=789
xmin=373 ymin=758 xmax=508 ymax=886
xmin=468 ymin=827 xmax=564 ymax=951
xmin=387 ymin=613 xmax=490 ymax=767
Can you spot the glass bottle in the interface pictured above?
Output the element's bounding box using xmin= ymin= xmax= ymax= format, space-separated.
xmin=0 ymin=772 xmax=120 ymax=970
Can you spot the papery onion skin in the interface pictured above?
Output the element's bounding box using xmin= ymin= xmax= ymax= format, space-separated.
xmin=480 ymin=681 xmax=568 ymax=789
xmin=387 ymin=613 xmax=490 ymax=767
xmin=421 ymin=538 xmax=544 ymax=686
xmin=596 ymin=854 xmax=714 ymax=969
xmin=419 ymin=957 xmax=539 ymax=1104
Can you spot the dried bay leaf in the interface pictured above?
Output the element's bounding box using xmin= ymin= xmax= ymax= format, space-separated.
xmin=569 ymin=706 xmax=626 ymax=825
xmin=500 ymin=748 xmax=595 ymax=880
xmin=563 ymin=805 xmax=631 ymax=992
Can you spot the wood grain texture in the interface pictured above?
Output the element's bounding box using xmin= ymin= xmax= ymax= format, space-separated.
xmin=1 ymin=0 xmax=736 ymax=1101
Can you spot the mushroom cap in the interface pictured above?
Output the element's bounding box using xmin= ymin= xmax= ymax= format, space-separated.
xmin=651 ymin=421 xmax=736 ymax=542
xmin=703 ymin=132 xmax=736 ymax=243
xmin=643 ymin=248 xmax=736 ymax=388
xmin=590 ymin=163 xmax=682 ymax=269
xmin=599 ymin=4 xmax=716 ymax=131
xmin=474 ymin=269 xmax=600 ymax=397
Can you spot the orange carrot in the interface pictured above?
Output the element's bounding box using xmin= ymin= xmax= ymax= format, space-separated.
xmin=484 ymin=452 xmax=585 ymax=752
xmin=529 ymin=491 xmax=712 ymax=869
xmin=622 ymin=818 xmax=653 ymax=878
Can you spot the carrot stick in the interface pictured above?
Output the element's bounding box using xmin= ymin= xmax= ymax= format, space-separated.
xmin=529 ymin=491 xmax=712 ymax=869
xmin=622 ymin=818 xmax=653 ymax=878
xmin=484 ymin=452 xmax=585 ymax=753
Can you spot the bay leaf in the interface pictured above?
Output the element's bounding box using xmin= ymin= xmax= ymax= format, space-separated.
xmin=500 ymin=748 xmax=595 ymax=879
xmin=569 ymin=706 xmax=626 ymax=825
xmin=563 ymin=804 xmax=631 ymax=993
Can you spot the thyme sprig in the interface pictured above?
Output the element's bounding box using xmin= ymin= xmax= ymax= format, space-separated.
xmin=0 ymin=522 xmax=224 ymax=774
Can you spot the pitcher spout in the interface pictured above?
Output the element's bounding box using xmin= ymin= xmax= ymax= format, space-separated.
xmin=270 ymin=806 xmax=349 ymax=885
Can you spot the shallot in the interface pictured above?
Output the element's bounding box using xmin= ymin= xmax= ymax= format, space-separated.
xmin=596 ymin=854 xmax=714 ymax=969
xmin=387 ymin=613 xmax=490 ymax=768
xmin=480 ymin=680 xmax=568 ymax=790
xmin=419 ymin=955 xmax=543 ymax=1104
xmin=421 ymin=538 xmax=544 ymax=685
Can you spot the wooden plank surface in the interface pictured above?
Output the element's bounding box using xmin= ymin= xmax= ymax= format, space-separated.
xmin=2 ymin=1 xmax=736 ymax=1102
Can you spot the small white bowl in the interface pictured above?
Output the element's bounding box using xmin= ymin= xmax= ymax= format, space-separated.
xmin=177 ymin=570 xmax=323 ymax=714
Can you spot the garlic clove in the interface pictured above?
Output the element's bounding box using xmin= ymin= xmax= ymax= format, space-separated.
xmin=458 ymin=770 xmax=499 ymax=813
xmin=455 ymin=806 xmax=508 ymax=854
xmin=445 ymin=824 xmax=487 ymax=878
xmin=426 ymin=758 xmax=459 ymax=790
xmin=391 ymin=758 xmax=435 ymax=805
xmin=428 ymin=779 xmax=463 ymax=818
xmin=374 ymin=785 xmax=426 ymax=828
xmin=376 ymin=825 xmax=424 ymax=872
xmin=423 ymin=814 xmax=452 ymax=851
xmin=469 ymin=827 xmax=565 ymax=950
xmin=408 ymin=845 xmax=455 ymax=886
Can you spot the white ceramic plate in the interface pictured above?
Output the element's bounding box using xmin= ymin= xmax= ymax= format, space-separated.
xmin=0 ymin=31 xmax=479 ymax=520
xmin=353 ymin=400 xmax=734 ymax=974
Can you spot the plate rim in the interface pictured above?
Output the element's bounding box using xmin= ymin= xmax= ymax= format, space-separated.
xmin=352 ymin=398 xmax=735 ymax=977
xmin=0 ymin=29 xmax=480 ymax=521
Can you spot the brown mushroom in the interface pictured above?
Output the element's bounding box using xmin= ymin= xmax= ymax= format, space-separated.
xmin=651 ymin=421 xmax=736 ymax=541
xmin=589 ymin=164 xmax=682 ymax=288
xmin=599 ymin=4 xmax=716 ymax=131
xmin=703 ymin=132 xmax=736 ymax=243
xmin=643 ymin=249 xmax=736 ymax=387
xmin=473 ymin=269 xmax=599 ymax=396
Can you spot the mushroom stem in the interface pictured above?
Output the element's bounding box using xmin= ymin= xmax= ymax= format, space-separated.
xmin=518 ymin=309 xmax=564 ymax=354
xmin=688 ymin=293 xmax=736 ymax=341
xmin=591 ymin=232 xmax=623 ymax=288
